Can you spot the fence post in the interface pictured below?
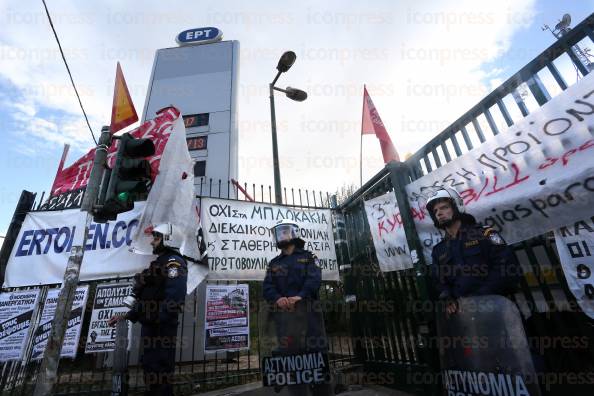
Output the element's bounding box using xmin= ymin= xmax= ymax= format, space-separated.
xmin=0 ymin=190 xmax=36 ymax=286
xmin=387 ymin=161 xmax=439 ymax=396
xmin=331 ymin=195 xmax=362 ymax=365
xmin=112 ymin=320 xmax=129 ymax=396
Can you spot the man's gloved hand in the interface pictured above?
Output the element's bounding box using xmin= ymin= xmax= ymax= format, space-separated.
xmin=438 ymin=290 xmax=458 ymax=316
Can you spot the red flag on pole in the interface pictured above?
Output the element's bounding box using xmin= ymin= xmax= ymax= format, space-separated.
xmin=361 ymin=85 xmax=400 ymax=163
xmin=110 ymin=62 xmax=138 ymax=134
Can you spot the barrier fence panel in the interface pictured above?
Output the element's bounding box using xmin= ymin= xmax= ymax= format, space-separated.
xmin=0 ymin=182 xmax=354 ymax=395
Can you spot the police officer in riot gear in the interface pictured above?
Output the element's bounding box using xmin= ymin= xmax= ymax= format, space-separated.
xmin=263 ymin=220 xmax=321 ymax=310
xmin=263 ymin=220 xmax=332 ymax=395
xmin=426 ymin=188 xmax=521 ymax=315
xmin=108 ymin=223 xmax=187 ymax=396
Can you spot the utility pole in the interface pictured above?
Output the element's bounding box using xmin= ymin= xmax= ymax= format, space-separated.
xmin=34 ymin=126 xmax=111 ymax=396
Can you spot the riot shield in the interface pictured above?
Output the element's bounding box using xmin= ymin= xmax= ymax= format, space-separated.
xmin=436 ymin=295 xmax=541 ymax=396
xmin=259 ymin=299 xmax=333 ymax=396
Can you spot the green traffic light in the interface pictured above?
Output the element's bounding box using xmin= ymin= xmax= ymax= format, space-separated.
xmin=117 ymin=192 xmax=130 ymax=202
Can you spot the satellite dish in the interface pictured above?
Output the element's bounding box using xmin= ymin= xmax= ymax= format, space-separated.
xmin=555 ymin=13 xmax=571 ymax=31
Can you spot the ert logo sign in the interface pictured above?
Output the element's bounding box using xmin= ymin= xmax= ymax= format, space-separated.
xmin=176 ymin=27 xmax=223 ymax=46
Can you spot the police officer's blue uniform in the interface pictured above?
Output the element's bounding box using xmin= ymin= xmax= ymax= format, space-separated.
xmin=430 ymin=223 xmax=520 ymax=299
xmin=263 ymin=247 xmax=321 ymax=303
xmin=126 ymin=248 xmax=187 ymax=396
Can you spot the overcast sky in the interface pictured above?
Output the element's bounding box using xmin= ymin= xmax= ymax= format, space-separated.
xmin=0 ymin=0 xmax=593 ymax=232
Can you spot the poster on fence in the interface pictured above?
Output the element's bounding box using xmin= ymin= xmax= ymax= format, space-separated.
xmin=201 ymin=197 xmax=339 ymax=281
xmin=85 ymin=283 xmax=133 ymax=353
xmin=0 ymin=289 xmax=40 ymax=361
xmin=554 ymin=217 xmax=594 ymax=319
xmin=204 ymin=284 xmax=249 ymax=352
xmin=31 ymin=285 xmax=89 ymax=359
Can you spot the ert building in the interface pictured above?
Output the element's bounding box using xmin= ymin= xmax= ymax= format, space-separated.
xmin=141 ymin=27 xmax=239 ymax=198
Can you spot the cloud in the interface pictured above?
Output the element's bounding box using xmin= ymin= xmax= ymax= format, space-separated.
xmin=0 ymin=0 xmax=538 ymax=193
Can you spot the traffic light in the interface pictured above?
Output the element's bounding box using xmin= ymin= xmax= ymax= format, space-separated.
xmin=93 ymin=133 xmax=155 ymax=223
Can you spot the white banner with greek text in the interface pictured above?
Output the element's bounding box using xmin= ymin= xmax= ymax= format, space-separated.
xmin=364 ymin=191 xmax=442 ymax=272
xmin=400 ymin=71 xmax=594 ymax=262
xmin=201 ymin=198 xmax=339 ymax=281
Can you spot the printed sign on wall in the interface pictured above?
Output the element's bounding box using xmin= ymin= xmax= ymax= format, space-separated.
xmin=0 ymin=289 xmax=40 ymax=361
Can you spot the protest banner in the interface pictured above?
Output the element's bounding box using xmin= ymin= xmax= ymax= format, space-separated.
xmin=4 ymin=204 xmax=146 ymax=288
xmin=364 ymin=71 xmax=594 ymax=267
xmin=364 ymin=191 xmax=442 ymax=271
xmin=201 ymin=198 xmax=339 ymax=280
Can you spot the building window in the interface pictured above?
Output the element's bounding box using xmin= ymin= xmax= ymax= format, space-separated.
xmin=183 ymin=113 xmax=209 ymax=128
xmin=194 ymin=161 xmax=206 ymax=177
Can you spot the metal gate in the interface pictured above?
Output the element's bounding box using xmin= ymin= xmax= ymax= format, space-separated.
xmin=336 ymin=13 xmax=594 ymax=396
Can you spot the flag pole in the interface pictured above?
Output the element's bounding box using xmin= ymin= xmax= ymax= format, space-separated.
xmin=50 ymin=143 xmax=70 ymax=196
xmin=360 ymin=85 xmax=365 ymax=187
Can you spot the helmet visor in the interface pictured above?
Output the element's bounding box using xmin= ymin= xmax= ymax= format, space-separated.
xmin=273 ymin=224 xmax=298 ymax=246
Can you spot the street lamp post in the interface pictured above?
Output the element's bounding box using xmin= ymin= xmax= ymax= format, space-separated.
xmin=269 ymin=51 xmax=307 ymax=204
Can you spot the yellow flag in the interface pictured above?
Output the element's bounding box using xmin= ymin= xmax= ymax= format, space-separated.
xmin=110 ymin=62 xmax=138 ymax=133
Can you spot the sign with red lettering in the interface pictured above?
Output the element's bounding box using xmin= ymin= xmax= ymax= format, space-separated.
xmin=364 ymin=191 xmax=441 ymax=271
xmin=399 ymin=72 xmax=594 ymax=262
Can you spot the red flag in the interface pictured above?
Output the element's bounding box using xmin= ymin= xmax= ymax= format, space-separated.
xmin=110 ymin=62 xmax=139 ymax=134
xmin=51 ymin=107 xmax=180 ymax=198
xmin=361 ymin=85 xmax=400 ymax=163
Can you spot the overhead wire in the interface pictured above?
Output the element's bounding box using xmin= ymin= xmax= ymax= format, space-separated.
xmin=41 ymin=0 xmax=97 ymax=145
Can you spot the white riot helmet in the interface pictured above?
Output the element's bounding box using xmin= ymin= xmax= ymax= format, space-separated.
xmin=425 ymin=188 xmax=466 ymax=228
xmin=272 ymin=219 xmax=301 ymax=249
xmin=152 ymin=223 xmax=183 ymax=250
